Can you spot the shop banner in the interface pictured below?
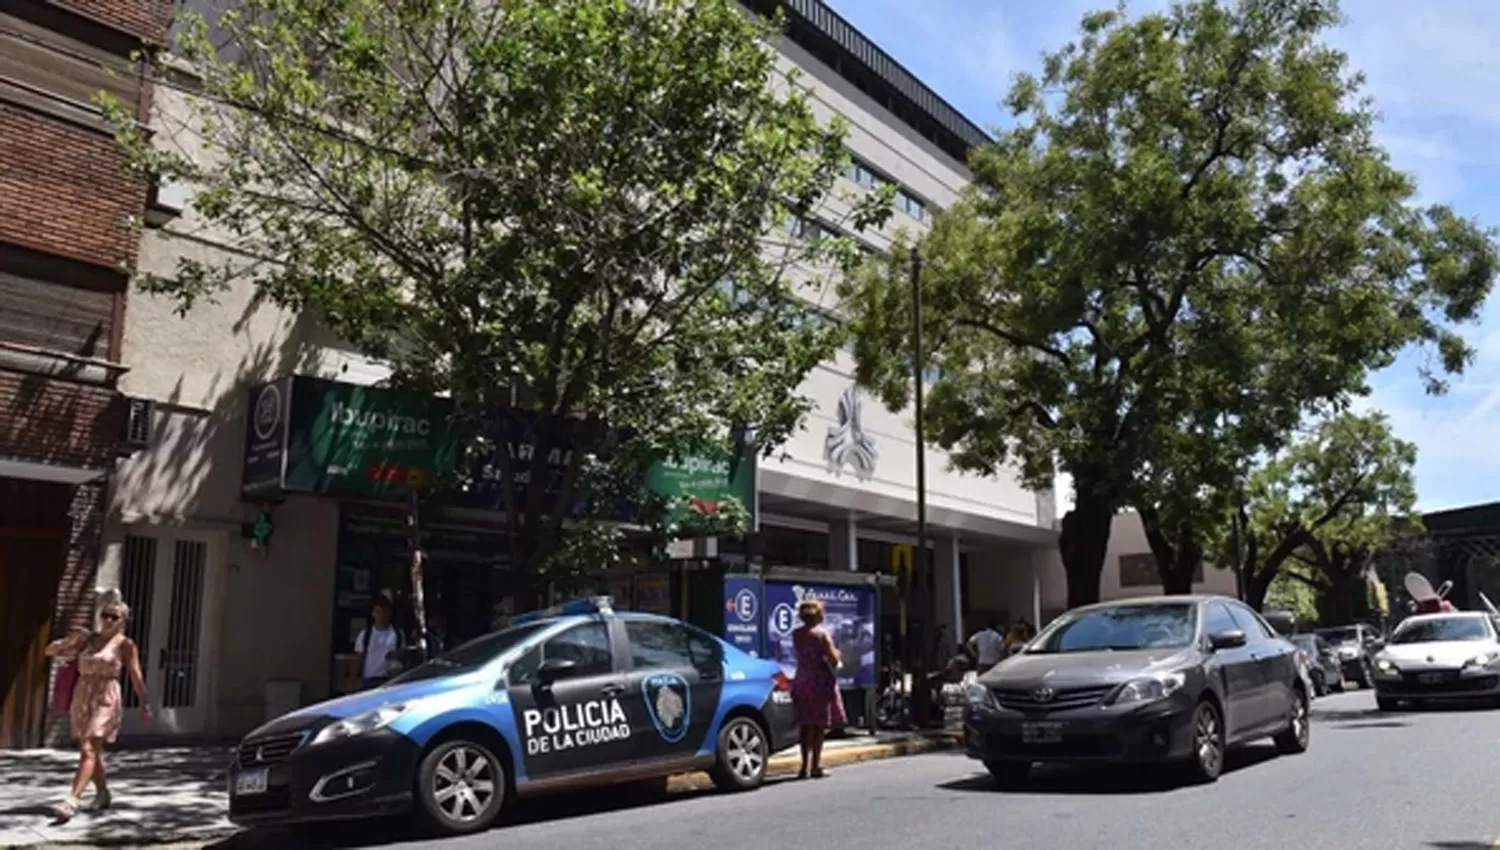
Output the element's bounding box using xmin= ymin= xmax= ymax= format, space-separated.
xmin=722 ymin=576 xmax=763 ymax=658
xmin=764 ymin=581 xmax=877 ymax=688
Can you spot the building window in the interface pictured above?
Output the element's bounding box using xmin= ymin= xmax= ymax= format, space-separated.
xmin=845 ymin=157 xmax=885 ymax=191
xmin=898 ymin=190 xmax=931 ymax=224
xmin=1119 ymin=553 xmax=1203 ymax=587
xmin=787 ymin=215 xmax=833 ymax=242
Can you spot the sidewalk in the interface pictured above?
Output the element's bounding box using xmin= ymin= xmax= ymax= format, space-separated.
xmin=0 ymin=730 xmax=955 ymax=849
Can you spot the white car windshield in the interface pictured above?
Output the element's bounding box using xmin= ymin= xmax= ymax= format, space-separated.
xmin=1390 ymin=617 xmax=1491 ymax=645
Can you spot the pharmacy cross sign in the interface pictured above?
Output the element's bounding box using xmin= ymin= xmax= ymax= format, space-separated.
xmin=825 ymin=385 xmax=878 ymax=479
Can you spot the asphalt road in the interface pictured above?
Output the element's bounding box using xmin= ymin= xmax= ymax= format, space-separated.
xmin=218 ymin=690 xmax=1500 ymax=850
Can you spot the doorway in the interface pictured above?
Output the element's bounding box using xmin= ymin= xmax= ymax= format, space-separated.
xmin=115 ymin=529 xmax=225 ymax=737
xmin=0 ymin=478 xmax=71 ymax=749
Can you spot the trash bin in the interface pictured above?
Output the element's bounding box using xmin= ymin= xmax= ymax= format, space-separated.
xmin=264 ymin=679 xmax=302 ymax=724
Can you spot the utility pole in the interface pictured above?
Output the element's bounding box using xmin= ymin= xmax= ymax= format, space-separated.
xmin=909 ymin=244 xmax=934 ymax=728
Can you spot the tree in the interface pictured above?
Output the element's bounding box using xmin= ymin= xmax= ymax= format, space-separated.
xmin=1231 ymin=411 xmax=1417 ymax=611
xmin=108 ymin=0 xmax=888 ymax=601
xmin=839 ymin=0 xmax=1494 ymax=608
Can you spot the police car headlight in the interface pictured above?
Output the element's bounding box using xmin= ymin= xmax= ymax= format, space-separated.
xmin=965 ymin=683 xmax=997 ymax=710
xmin=312 ymin=703 xmax=409 ymax=746
xmin=1106 ymin=673 xmax=1186 ymax=707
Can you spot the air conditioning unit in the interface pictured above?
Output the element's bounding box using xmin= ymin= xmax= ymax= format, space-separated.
xmin=123 ymin=397 xmax=154 ymax=449
xmin=144 ymin=177 xmax=189 ymax=228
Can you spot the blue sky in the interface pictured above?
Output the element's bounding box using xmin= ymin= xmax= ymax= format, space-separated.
xmin=826 ymin=0 xmax=1500 ymax=512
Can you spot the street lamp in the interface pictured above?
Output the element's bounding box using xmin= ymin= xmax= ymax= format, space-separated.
xmin=909 ymin=244 xmax=935 ymax=728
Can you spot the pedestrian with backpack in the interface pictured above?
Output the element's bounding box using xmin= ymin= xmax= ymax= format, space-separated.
xmin=355 ymin=598 xmax=405 ymax=689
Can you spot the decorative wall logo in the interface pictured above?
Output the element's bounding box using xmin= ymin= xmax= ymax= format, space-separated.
xmin=825 ymin=386 xmax=878 ymax=478
xmin=641 ymin=672 xmax=691 ymax=743
xmin=252 ymin=383 xmax=282 ymax=441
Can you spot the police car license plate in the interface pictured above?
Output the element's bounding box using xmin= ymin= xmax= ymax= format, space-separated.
xmin=234 ymin=767 xmax=268 ymax=796
xmin=1418 ymin=672 xmax=1445 ymax=684
xmin=1021 ymin=722 xmax=1063 ymax=744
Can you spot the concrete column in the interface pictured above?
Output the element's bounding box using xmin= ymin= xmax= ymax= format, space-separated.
xmin=935 ymin=533 xmax=962 ymax=652
xmin=1028 ymin=548 xmax=1045 ymax=626
xmin=828 ymin=514 xmax=858 ymax=572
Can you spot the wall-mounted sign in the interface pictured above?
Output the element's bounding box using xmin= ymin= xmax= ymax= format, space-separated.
xmin=825 ymin=385 xmax=878 ymax=478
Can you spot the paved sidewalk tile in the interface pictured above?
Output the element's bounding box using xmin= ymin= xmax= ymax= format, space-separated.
xmin=0 ymin=746 xmax=236 ymax=848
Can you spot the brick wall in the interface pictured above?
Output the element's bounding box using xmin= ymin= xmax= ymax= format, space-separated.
xmin=0 ymin=369 xmax=126 ymax=469
xmin=0 ymin=106 xmax=148 ymax=273
xmin=48 ymin=0 xmax=173 ymax=45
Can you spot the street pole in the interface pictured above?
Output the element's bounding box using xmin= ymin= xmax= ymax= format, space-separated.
xmin=910 ymin=244 xmax=933 ymax=728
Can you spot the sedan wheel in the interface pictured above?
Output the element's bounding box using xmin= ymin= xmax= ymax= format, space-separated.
xmin=1184 ymin=701 xmax=1224 ymax=783
xmin=1274 ymin=689 xmax=1311 ymax=754
xmin=709 ymin=717 xmax=768 ymax=791
xmin=416 ymin=740 xmax=506 ymax=835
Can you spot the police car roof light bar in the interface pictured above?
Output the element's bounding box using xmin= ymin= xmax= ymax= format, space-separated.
xmin=511 ymin=595 xmax=615 ymax=626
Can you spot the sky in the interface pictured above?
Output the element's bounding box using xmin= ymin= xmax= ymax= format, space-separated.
xmin=825 ymin=0 xmax=1500 ymax=513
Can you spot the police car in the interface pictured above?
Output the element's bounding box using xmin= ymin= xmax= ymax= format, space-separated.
xmin=228 ymin=598 xmax=797 ymax=834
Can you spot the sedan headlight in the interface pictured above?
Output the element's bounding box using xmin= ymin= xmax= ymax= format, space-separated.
xmin=1106 ymin=673 xmax=1186 ymax=707
xmin=1463 ymin=651 xmax=1500 ymax=670
xmin=1375 ymin=658 xmax=1398 ymax=674
xmin=965 ymin=682 xmax=998 ymax=710
xmin=311 ymin=703 xmax=410 ymax=746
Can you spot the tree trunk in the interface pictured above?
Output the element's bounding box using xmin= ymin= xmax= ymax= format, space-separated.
xmin=1138 ymin=507 xmax=1204 ymax=595
xmin=1059 ymin=493 xmax=1114 ymax=609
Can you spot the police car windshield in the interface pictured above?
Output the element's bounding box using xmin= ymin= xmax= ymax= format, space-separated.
xmin=390 ymin=622 xmax=549 ymax=683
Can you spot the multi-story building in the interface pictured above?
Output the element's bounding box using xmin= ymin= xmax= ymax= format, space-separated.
xmin=96 ymin=0 xmax=1061 ymax=742
xmin=0 ymin=0 xmax=172 ymax=747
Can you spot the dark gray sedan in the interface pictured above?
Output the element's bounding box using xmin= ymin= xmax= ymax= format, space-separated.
xmin=962 ymin=595 xmax=1310 ymax=785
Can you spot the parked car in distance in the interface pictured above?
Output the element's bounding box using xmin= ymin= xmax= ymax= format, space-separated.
xmin=1314 ymin=624 xmax=1380 ymax=688
xmin=227 ymin=598 xmax=796 ymax=836
xmin=1372 ymin=612 xmax=1500 ymax=711
xmin=962 ymin=595 xmax=1310 ymax=786
xmin=1289 ymin=634 xmax=1343 ymax=696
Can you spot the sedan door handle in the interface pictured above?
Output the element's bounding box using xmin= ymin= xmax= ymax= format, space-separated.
xmin=601 ymin=683 xmax=625 ymax=697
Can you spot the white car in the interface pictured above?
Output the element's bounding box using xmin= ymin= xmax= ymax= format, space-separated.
xmin=1371 ymin=612 xmax=1500 ymax=711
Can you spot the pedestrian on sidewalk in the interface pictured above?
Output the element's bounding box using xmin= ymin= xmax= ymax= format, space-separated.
xmin=355 ymin=598 xmax=406 ymax=689
xmin=792 ymin=598 xmax=845 ymax=779
xmin=965 ymin=618 xmax=1007 ymax=672
xmin=42 ymin=594 xmax=151 ymax=822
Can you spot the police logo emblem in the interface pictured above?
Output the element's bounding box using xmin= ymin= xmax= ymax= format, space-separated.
xmin=642 ymin=672 xmax=692 ymax=744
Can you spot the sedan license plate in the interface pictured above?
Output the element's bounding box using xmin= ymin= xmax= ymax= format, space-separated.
xmin=234 ymin=767 xmax=269 ymax=796
xmin=1021 ymin=722 xmax=1064 ymax=744
xmin=1418 ymin=672 xmax=1446 ymax=685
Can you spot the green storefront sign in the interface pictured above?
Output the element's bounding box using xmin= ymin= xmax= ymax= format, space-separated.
xmin=242 ymin=376 xmax=756 ymax=528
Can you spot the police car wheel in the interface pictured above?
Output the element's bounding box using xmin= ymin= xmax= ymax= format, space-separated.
xmin=709 ymin=717 xmax=768 ymax=791
xmin=416 ymin=739 xmax=506 ymax=835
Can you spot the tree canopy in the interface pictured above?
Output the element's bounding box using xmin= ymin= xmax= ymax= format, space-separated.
xmin=108 ymin=0 xmax=889 ymax=595
xmin=1228 ymin=410 xmax=1418 ymax=612
xmin=839 ymin=0 xmax=1495 ymax=607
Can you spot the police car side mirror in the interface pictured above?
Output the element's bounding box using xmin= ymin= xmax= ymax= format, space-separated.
xmin=536 ymin=657 xmax=577 ymax=685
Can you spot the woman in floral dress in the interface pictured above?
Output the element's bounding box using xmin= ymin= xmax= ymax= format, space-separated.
xmin=791 ymin=598 xmax=845 ymax=779
xmin=43 ymin=594 xmax=151 ymax=821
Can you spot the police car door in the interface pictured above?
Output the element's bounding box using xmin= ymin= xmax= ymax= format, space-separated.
xmin=505 ymin=621 xmax=634 ymax=780
xmin=620 ymin=619 xmax=724 ymax=762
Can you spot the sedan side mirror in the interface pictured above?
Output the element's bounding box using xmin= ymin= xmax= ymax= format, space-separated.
xmin=536 ymin=657 xmax=578 ymax=685
xmin=1209 ymin=630 xmax=1248 ymax=650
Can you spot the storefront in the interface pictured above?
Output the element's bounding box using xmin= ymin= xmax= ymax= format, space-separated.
xmin=238 ymin=375 xmax=758 ymax=704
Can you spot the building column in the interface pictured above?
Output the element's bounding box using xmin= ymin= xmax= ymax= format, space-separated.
xmin=829 ymin=514 xmax=858 ymax=572
xmin=1027 ymin=548 xmax=1045 ymax=626
xmin=935 ymin=533 xmax=962 ymax=652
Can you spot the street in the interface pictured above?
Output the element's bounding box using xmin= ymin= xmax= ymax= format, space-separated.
xmin=213 ymin=690 xmax=1500 ymax=850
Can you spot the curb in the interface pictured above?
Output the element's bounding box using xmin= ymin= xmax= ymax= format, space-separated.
xmin=666 ymin=732 xmax=958 ymax=792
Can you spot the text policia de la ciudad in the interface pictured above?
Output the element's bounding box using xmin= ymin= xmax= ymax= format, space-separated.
xmin=523 ymin=698 xmax=631 ymax=755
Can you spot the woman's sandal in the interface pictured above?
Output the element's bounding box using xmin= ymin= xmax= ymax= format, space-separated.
xmin=811 ymin=768 xmax=828 ymax=779
xmin=50 ymin=797 xmax=79 ymax=822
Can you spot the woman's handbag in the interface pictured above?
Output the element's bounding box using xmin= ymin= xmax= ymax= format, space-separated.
xmin=51 ymin=662 xmax=79 ymax=713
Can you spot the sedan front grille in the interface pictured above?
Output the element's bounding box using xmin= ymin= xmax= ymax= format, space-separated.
xmin=237 ymin=731 xmax=307 ymax=767
xmin=992 ymin=685 xmax=1114 ymax=712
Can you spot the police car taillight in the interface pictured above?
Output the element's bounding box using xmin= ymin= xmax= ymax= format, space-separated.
xmin=773 ymin=671 xmax=792 ymax=691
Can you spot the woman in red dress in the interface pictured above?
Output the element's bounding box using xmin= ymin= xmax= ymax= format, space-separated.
xmin=791 ymin=598 xmax=845 ymax=778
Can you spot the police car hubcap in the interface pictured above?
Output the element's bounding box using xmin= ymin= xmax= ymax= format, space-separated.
xmin=726 ymin=722 xmax=765 ymax=780
xmin=433 ymin=746 xmax=498 ymax=821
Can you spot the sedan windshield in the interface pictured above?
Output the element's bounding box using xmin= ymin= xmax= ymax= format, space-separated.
xmin=1027 ymin=604 xmax=1197 ymax=653
xmin=389 ymin=622 xmax=549 ymax=684
xmin=1316 ymin=628 xmax=1358 ymax=644
xmin=1390 ymin=617 xmax=1491 ymax=645
xmin=1290 ymin=635 xmax=1317 ymax=652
